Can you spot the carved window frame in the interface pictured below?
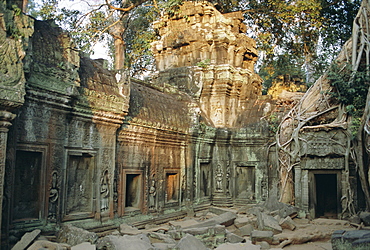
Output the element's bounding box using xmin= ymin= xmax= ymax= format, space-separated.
xmin=62 ymin=148 xmax=97 ymax=221
xmin=11 ymin=144 xmax=48 ymax=224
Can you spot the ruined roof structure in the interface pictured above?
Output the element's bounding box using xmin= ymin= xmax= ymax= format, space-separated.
xmin=1 ymin=0 xmax=370 ymax=249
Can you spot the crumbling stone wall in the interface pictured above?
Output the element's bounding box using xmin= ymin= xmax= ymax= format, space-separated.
xmin=2 ymin=1 xmax=274 ymax=246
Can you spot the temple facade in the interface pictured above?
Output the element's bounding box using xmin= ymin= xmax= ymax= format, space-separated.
xmin=0 ymin=0 xmax=366 ymax=247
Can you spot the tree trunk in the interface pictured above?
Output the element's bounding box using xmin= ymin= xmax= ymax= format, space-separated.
xmin=114 ymin=36 xmax=125 ymax=70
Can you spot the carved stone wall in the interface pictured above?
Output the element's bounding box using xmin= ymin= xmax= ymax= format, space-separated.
xmin=0 ymin=1 xmax=318 ymax=247
xmin=3 ymin=19 xmax=128 ymax=245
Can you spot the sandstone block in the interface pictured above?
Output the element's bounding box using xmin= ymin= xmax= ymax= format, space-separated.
xmin=239 ymin=224 xmax=254 ymax=236
xmin=96 ymin=234 xmax=154 ymax=250
xmin=57 ymin=224 xmax=98 ymax=246
xmin=27 ymin=240 xmax=70 ymax=250
xmin=119 ymin=223 xmax=141 ymax=235
xmin=184 ymin=211 xmax=236 ymax=229
xmin=279 ymin=216 xmax=296 ymax=231
xmin=257 ymin=212 xmax=282 ymax=234
xmin=174 ymin=234 xmax=208 ymax=250
xmin=234 ymin=216 xmax=251 ymax=228
xmin=71 ymin=242 xmax=96 ymax=250
xmin=152 ymin=242 xmax=176 ymax=250
xmin=226 ymin=231 xmax=245 ymax=243
xmin=12 ymin=229 xmax=41 ymax=250
xmin=359 ymin=211 xmax=370 ymax=226
xmin=331 ymin=229 xmax=370 ymax=250
xmin=215 ymin=241 xmax=261 ymax=250
xmin=250 ymin=230 xmax=274 ymax=244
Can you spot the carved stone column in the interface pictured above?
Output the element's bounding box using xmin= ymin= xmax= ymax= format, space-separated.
xmin=0 ymin=110 xmax=16 ymax=239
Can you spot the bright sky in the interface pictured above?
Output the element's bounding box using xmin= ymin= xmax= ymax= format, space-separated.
xmin=33 ymin=0 xmax=109 ymax=59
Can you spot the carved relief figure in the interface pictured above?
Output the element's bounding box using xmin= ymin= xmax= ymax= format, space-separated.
xmin=215 ymin=165 xmax=223 ymax=191
xmin=149 ymin=179 xmax=156 ymax=210
xmin=100 ymin=170 xmax=109 ymax=211
xmin=48 ymin=171 xmax=59 ymax=221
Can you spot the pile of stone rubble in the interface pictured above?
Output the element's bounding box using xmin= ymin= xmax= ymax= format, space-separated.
xmin=11 ymin=204 xmax=370 ymax=250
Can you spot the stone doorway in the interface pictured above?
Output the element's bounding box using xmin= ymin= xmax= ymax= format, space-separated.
xmin=165 ymin=172 xmax=179 ymax=203
xmin=119 ymin=170 xmax=143 ymax=214
xmin=309 ymin=172 xmax=340 ymax=219
xmin=199 ymin=163 xmax=212 ymax=199
xmin=125 ymin=174 xmax=142 ymax=211
xmin=64 ymin=152 xmax=96 ymax=220
xmin=315 ymin=174 xmax=338 ymax=218
xmin=13 ymin=151 xmax=43 ymax=222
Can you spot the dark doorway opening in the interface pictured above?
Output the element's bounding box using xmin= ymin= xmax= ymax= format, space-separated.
xmin=315 ymin=174 xmax=337 ymax=218
xmin=200 ymin=163 xmax=211 ymax=198
xmin=125 ymin=174 xmax=142 ymax=210
xmin=13 ymin=151 xmax=42 ymax=221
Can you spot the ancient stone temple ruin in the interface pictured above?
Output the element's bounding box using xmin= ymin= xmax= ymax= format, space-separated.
xmin=0 ymin=0 xmax=368 ymax=248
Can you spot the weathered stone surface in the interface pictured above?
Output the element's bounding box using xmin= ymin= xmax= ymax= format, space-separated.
xmin=216 ymin=241 xmax=261 ymax=250
xmin=27 ymin=240 xmax=70 ymax=250
xmin=11 ymin=229 xmax=41 ymax=250
xmin=234 ymin=216 xmax=252 ymax=228
xmin=257 ymin=212 xmax=282 ymax=234
xmin=359 ymin=211 xmax=370 ymax=226
xmin=152 ymin=242 xmax=176 ymax=250
xmin=148 ymin=232 xmax=176 ymax=244
xmin=169 ymin=219 xmax=199 ymax=229
xmin=258 ymin=241 xmax=270 ymax=250
xmin=279 ymin=216 xmax=296 ymax=231
xmin=226 ymin=231 xmax=245 ymax=243
xmin=250 ymin=230 xmax=274 ymax=244
xmin=184 ymin=211 xmax=237 ymax=229
xmin=239 ymin=224 xmax=254 ymax=236
xmin=174 ymin=234 xmax=208 ymax=250
xmin=331 ymin=230 xmax=370 ymax=250
xmin=96 ymin=234 xmax=154 ymax=250
xmin=57 ymin=224 xmax=98 ymax=246
xmin=120 ymin=223 xmax=141 ymax=235
xmin=71 ymin=242 xmax=96 ymax=250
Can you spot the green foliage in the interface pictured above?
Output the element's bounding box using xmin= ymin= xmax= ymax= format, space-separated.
xmin=196 ymin=59 xmax=211 ymax=68
xmin=244 ymin=0 xmax=360 ymax=89
xmin=327 ymin=63 xmax=370 ymax=138
xmin=267 ymin=113 xmax=280 ymax=134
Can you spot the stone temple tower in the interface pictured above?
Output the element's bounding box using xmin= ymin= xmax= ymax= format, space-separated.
xmin=151 ymin=1 xmax=262 ymax=128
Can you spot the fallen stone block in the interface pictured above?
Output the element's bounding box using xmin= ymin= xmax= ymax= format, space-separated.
xmin=57 ymin=224 xmax=98 ymax=246
xmin=239 ymin=224 xmax=254 ymax=236
xmin=226 ymin=231 xmax=245 ymax=243
xmin=215 ymin=241 xmax=261 ymax=250
xmin=360 ymin=211 xmax=370 ymax=226
xmin=148 ymin=232 xmax=176 ymax=244
xmin=250 ymin=230 xmax=274 ymax=244
xmin=257 ymin=212 xmax=282 ymax=234
xmin=182 ymin=226 xmax=209 ymax=236
xmin=258 ymin=241 xmax=270 ymax=250
xmin=169 ymin=219 xmax=199 ymax=228
xmin=167 ymin=229 xmax=184 ymax=240
xmin=12 ymin=229 xmax=41 ymax=250
xmin=174 ymin=234 xmax=208 ymax=250
xmin=279 ymin=216 xmax=296 ymax=231
xmin=331 ymin=229 xmax=370 ymax=250
xmin=234 ymin=216 xmax=251 ymax=228
xmin=27 ymin=240 xmax=70 ymax=250
xmin=71 ymin=242 xmax=96 ymax=250
xmin=184 ymin=211 xmax=236 ymax=229
xmin=152 ymin=242 xmax=176 ymax=250
xmin=96 ymin=234 xmax=154 ymax=250
xmin=119 ymin=223 xmax=141 ymax=235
